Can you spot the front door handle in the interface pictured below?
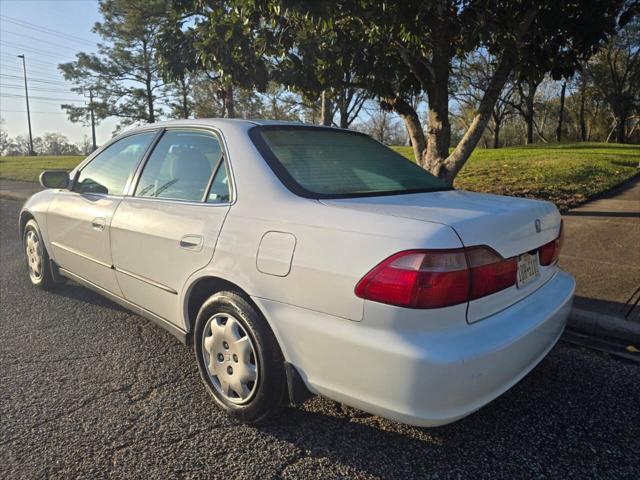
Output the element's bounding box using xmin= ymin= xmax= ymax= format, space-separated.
xmin=91 ymin=217 xmax=106 ymax=231
xmin=179 ymin=234 xmax=203 ymax=251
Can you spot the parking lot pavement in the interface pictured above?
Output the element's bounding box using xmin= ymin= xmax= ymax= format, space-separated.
xmin=1 ymin=198 xmax=638 ymax=480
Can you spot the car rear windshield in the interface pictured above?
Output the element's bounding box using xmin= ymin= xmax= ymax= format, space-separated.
xmin=250 ymin=126 xmax=449 ymax=199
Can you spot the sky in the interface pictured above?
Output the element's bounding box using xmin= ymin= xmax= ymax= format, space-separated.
xmin=0 ymin=0 xmax=118 ymax=145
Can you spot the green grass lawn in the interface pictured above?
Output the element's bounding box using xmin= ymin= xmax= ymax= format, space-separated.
xmin=1 ymin=142 xmax=638 ymax=210
xmin=392 ymin=142 xmax=639 ymax=210
xmin=0 ymin=155 xmax=84 ymax=183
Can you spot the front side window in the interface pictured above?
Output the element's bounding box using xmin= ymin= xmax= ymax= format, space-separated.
xmin=251 ymin=127 xmax=449 ymax=198
xmin=135 ymin=130 xmax=223 ymax=202
xmin=75 ymin=131 xmax=156 ymax=195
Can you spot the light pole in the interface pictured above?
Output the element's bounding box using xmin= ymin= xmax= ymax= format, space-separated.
xmin=88 ymin=89 xmax=97 ymax=151
xmin=17 ymin=54 xmax=34 ymax=156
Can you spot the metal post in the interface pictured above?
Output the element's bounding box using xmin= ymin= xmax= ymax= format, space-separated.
xmin=17 ymin=54 xmax=34 ymax=155
xmin=89 ymin=89 xmax=97 ymax=151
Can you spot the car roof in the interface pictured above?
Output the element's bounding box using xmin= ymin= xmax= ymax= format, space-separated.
xmin=121 ymin=118 xmax=363 ymax=136
xmin=140 ymin=118 xmax=307 ymax=129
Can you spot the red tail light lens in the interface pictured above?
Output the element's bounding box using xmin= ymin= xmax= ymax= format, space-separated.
xmin=354 ymin=250 xmax=469 ymax=308
xmin=355 ymin=246 xmax=517 ymax=309
xmin=466 ymin=247 xmax=518 ymax=300
xmin=539 ymin=221 xmax=564 ymax=266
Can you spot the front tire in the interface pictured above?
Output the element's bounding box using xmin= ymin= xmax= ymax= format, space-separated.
xmin=194 ymin=291 xmax=287 ymax=423
xmin=23 ymin=219 xmax=56 ymax=290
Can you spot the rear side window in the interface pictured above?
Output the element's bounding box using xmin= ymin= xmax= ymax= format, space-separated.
xmin=75 ymin=131 xmax=155 ymax=195
xmin=250 ymin=127 xmax=448 ymax=198
xmin=207 ymin=161 xmax=230 ymax=204
xmin=135 ymin=130 xmax=223 ymax=202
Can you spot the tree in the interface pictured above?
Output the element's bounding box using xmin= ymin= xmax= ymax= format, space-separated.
xmin=555 ymin=81 xmax=567 ymax=142
xmin=77 ymin=135 xmax=96 ymax=155
xmin=356 ymin=107 xmax=406 ymax=145
xmin=39 ymin=133 xmax=80 ymax=156
xmin=509 ymin=71 xmax=546 ymax=144
xmin=270 ymin=12 xmax=372 ymax=128
xmin=586 ymin=19 xmax=640 ymax=143
xmin=0 ymin=118 xmax=10 ymax=156
xmin=156 ymin=1 xmax=272 ymax=118
xmin=59 ymin=0 xmax=169 ymax=128
xmin=453 ymin=53 xmax=516 ymax=149
xmin=269 ymin=1 xmax=627 ymax=182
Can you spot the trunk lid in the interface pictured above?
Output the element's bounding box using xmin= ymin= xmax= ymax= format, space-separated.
xmin=321 ymin=189 xmax=562 ymax=322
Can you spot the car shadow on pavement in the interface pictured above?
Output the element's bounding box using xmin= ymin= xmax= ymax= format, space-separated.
xmin=52 ymin=281 xmax=130 ymax=314
xmin=253 ymin=345 xmax=637 ymax=477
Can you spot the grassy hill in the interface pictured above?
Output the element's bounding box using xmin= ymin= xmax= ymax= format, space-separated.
xmin=392 ymin=143 xmax=639 ymax=209
xmin=1 ymin=142 xmax=638 ymax=210
xmin=0 ymin=155 xmax=83 ymax=184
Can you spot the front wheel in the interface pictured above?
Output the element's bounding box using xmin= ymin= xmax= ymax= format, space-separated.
xmin=23 ymin=219 xmax=56 ymax=290
xmin=194 ymin=291 xmax=287 ymax=423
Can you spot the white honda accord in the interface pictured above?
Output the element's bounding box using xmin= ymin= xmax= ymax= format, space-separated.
xmin=20 ymin=119 xmax=574 ymax=426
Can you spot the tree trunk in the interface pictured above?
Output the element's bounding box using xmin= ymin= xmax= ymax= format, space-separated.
xmin=384 ymin=97 xmax=426 ymax=166
xmin=443 ymin=54 xmax=514 ymax=184
xmin=338 ymin=90 xmax=349 ymax=128
xmin=142 ymin=39 xmax=155 ymax=124
xmin=493 ymin=117 xmax=501 ymax=149
xmin=525 ymin=86 xmax=535 ymax=144
xmin=579 ymin=76 xmax=587 ymax=142
xmin=615 ymin=114 xmax=627 ymax=143
xmin=321 ymin=91 xmax=333 ymax=126
xmin=424 ymin=65 xmax=451 ymax=175
xmin=180 ymin=76 xmax=190 ymax=119
xmin=146 ymin=76 xmax=155 ymax=123
xmin=556 ymin=81 xmax=566 ymax=142
xmin=224 ymin=83 xmax=235 ymax=118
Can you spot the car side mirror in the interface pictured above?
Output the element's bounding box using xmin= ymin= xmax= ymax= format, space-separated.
xmin=39 ymin=170 xmax=70 ymax=189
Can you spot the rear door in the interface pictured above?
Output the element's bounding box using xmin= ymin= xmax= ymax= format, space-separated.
xmin=47 ymin=131 xmax=157 ymax=294
xmin=110 ymin=128 xmax=232 ymax=329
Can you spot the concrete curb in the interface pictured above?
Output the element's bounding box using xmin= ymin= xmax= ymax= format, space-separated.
xmin=568 ymin=307 xmax=640 ymax=345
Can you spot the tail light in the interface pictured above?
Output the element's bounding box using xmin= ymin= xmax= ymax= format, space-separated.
xmin=539 ymin=221 xmax=564 ymax=266
xmin=355 ymin=246 xmax=517 ymax=309
xmin=466 ymin=247 xmax=518 ymax=300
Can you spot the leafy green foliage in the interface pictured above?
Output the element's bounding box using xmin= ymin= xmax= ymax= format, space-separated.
xmin=59 ymin=0 xmax=170 ymax=128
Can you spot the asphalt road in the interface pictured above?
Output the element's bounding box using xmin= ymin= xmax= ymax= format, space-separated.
xmin=1 ymin=198 xmax=638 ymax=480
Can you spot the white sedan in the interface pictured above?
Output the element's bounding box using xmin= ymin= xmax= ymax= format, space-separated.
xmin=20 ymin=119 xmax=575 ymax=426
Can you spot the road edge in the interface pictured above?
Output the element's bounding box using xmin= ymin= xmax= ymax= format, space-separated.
xmin=568 ymin=307 xmax=640 ymax=345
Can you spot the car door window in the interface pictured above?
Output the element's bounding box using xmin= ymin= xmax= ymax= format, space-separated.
xmin=207 ymin=161 xmax=231 ymax=204
xmin=135 ymin=130 xmax=222 ymax=202
xmin=75 ymin=131 xmax=156 ymax=195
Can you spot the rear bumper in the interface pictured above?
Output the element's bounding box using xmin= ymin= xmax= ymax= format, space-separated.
xmin=254 ymin=270 xmax=575 ymax=427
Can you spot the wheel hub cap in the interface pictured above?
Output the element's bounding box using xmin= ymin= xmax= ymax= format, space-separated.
xmin=25 ymin=230 xmax=42 ymax=281
xmin=201 ymin=313 xmax=258 ymax=404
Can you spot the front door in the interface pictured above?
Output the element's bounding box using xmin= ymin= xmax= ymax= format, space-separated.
xmin=110 ymin=128 xmax=232 ymax=328
xmin=47 ymin=131 xmax=157 ymax=294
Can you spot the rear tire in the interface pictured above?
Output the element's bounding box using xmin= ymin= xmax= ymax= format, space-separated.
xmin=23 ymin=219 xmax=56 ymax=290
xmin=194 ymin=291 xmax=287 ymax=423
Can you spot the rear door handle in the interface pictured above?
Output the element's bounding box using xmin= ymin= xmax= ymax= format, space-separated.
xmin=179 ymin=234 xmax=203 ymax=251
xmin=91 ymin=217 xmax=106 ymax=231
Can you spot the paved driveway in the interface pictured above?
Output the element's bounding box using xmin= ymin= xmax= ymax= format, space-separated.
xmin=1 ymin=198 xmax=638 ymax=479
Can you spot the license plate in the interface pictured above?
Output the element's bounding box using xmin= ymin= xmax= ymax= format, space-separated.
xmin=517 ymin=253 xmax=540 ymax=288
